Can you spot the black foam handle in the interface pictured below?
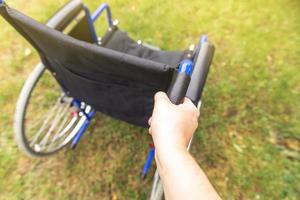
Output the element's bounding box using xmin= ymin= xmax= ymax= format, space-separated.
xmin=186 ymin=42 xmax=215 ymax=105
xmin=167 ymin=73 xmax=191 ymax=105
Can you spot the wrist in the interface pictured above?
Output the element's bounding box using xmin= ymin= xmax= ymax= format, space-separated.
xmin=151 ymin=129 xmax=191 ymax=149
xmin=154 ymin=141 xmax=186 ymax=153
xmin=154 ymin=144 xmax=188 ymax=166
xmin=154 ymin=146 xmax=191 ymax=179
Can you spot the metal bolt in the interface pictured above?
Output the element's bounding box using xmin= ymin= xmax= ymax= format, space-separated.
xmin=113 ymin=19 xmax=119 ymax=26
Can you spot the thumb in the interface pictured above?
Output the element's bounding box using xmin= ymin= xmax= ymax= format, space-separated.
xmin=154 ymin=92 xmax=171 ymax=105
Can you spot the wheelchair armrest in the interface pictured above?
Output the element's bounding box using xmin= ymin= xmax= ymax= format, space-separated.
xmin=46 ymin=0 xmax=84 ymax=31
xmin=186 ymin=41 xmax=215 ymax=105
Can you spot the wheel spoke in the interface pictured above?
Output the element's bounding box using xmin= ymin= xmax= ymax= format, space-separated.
xmin=46 ymin=110 xmax=77 ymax=150
xmin=61 ymin=114 xmax=86 ymax=146
xmin=29 ymin=98 xmax=61 ymax=146
xmin=38 ymin=102 xmax=70 ymax=150
xmin=56 ymin=115 xmax=79 ymax=139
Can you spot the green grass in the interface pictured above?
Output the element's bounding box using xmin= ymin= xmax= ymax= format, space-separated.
xmin=0 ymin=0 xmax=299 ymax=199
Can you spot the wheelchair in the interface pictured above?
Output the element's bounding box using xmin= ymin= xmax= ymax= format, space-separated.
xmin=0 ymin=0 xmax=214 ymax=199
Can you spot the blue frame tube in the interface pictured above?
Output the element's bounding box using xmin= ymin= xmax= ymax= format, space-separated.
xmin=141 ymin=147 xmax=155 ymax=178
xmin=84 ymin=3 xmax=113 ymax=43
xmin=0 ymin=0 xmax=4 ymax=5
xmin=71 ymin=109 xmax=95 ymax=148
xmin=91 ymin=3 xmax=113 ymax=26
xmin=83 ymin=6 xmax=98 ymax=43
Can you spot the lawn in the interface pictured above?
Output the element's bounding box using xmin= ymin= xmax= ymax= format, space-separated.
xmin=0 ymin=0 xmax=299 ymax=199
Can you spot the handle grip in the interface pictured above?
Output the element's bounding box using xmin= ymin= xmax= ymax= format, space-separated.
xmin=167 ymin=60 xmax=192 ymax=105
xmin=186 ymin=42 xmax=215 ymax=105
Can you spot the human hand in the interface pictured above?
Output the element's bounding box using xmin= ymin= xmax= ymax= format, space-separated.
xmin=148 ymin=92 xmax=199 ymax=151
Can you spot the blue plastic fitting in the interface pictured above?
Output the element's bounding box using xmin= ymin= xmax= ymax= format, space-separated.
xmin=72 ymin=99 xmax=81 ymax=108
xmin=178 ymin=59 xmax=193 ymax=76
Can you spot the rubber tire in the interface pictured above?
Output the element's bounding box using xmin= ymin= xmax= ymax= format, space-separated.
xmin=14 ymin=63 xmax=67 ymax=157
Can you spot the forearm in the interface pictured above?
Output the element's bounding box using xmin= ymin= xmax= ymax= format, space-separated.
xmin=149 ymin=92 xmax=220 ymax=199
xmin=155 ymin=146 xmax=221 ymax=200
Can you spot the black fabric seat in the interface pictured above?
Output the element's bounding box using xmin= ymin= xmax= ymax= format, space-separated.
xmin=0 ymin=4 xmax=188 ymax=127
xmin=104 ymin=30 xmax=186 ymax=67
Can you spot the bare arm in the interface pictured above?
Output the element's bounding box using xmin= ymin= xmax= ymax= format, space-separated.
xmin=149 ymin=92 xmax=221 ymax=200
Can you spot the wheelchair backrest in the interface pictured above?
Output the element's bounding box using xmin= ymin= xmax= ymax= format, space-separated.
xmin=0 ymin=3 xmax=173 ymax=85
xmin=0 ymin=2 xmax=175 ymax=126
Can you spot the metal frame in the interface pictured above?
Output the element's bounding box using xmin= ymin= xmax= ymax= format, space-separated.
xmin=84 ymin=3 xmax=114 ymax=43
xmin=46 ymin=0 xmax=84 ymax=31
xmin=70 ymin=101 xmax=95 ymax=148
xmin=45 ymin=1 xmax=113 ymax=42
xmin=91 ymin=3 xmax=113 ymax=26
xmin=83 ymin=6 xmax=98 ymax=43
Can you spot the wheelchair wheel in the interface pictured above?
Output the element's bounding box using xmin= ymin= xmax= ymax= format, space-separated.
xmin=14 ymin=63 xmax=84 ymax=157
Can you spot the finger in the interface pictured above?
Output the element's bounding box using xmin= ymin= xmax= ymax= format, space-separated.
xmin=183 ymin=97 xmax=199 ymax=115
xmin=148 ymin=127 xmax=152 ymax=135
xmin=148 ymin=117 xmax=152 ymax=125
xmin=154 ymin=91 xmax=171 ymax=105
xmin=183 ymin=97 xmax=193 ymax=104
xmin=183 ymin=97 xmax=197 ymax=109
